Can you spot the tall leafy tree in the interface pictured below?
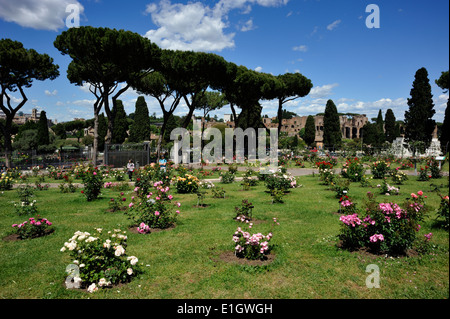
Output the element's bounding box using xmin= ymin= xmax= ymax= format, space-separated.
xmin=436 ymin=71 xmax=449 ymax=152
xmin=128 ymin=96 xmax=151 ymax=143
xmin=130 ymin=50 xmax=184 ymax=157
xmin=304 ymin=115 xmax=316 ymax=146
xmin=384 ymin=108 xmax=397 ymax=143
xmin=404 ymin=67 xmax=436 ymax=155
xmin=37 ymin=110 xmax=50 ymax=147
xmin=323 ymin=99 xmax=341 ymax=147
xmin=54 ymin=27 xmax=160 ymax=164
xmin=375 ymin=109 xmax=385 ymax=145
xmin=111 ymin=100 xmax=129 ymax=144
xmin=274 ymin=72 xmax=313 ymax=135
xmin=0 ymin=38 xmax=59 ymax=167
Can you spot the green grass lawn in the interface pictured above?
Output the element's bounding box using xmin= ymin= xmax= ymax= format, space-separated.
xmin=0 ymin=171 xmax=448 ymax=299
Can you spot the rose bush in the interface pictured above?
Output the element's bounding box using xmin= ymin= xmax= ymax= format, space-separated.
xmin=126 ymin=181 xmax=181 ymax=229
xmin=61 ymin=228 xmax=140 ymax=292
xmin=338 ymin=191 xmax=430 ymax=255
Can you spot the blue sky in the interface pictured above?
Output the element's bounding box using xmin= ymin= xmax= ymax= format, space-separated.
xmin=1 ymin=0 xmax=449 ymax=124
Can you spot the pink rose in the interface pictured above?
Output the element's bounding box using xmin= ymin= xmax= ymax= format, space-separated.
xmin=417 ymin=190 xmax=423 ymax=196
xmin=155 ymin=211 xmax=160 ymax=216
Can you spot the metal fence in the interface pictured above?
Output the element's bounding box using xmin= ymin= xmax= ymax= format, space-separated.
xmin=5 ymin=147 xmax=95 ymax=170
xmin=104 ymin=143 xmax=153 ymax=169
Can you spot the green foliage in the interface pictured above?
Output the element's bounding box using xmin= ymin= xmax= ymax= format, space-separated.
xmin=234 ymin=199 xmax=254 ymax=221
xmin=0 ymin=171 xmax=15 ymax=190
xmin=61 ymin=228 xmax=141 ymax=289
xmin=220 ymin=171 xmax=235 ymax=184
xmin=81 ymin=166 xmax=104 ymax=201
xmin=338 ymin=191 xmax=429 ymax=255
xmin=404 ymin=67 xmax=436 ymax=152
xmin=264 ymin=169 xmax=297 ymax=192
xmin=128 ymin=97 xmax=151 ymax=143
xmin=173 ymin=174 xmax=200 ymax=194
xmin=389 ymin=169 xmax=408 ymax=185
xmin=341 ymin=157 xmax=364 ymax=182
xmin=304 ymin=115 xmax=316 ymax=146
xmin=37 ymin=110 xmax=50 ymax=146
xmin=126 ymin=181 xmax=180 ymax=229
xmin=436 ymin=193 xmax=449 ymax=230
xmin=323 ymin=99 xmax=341 ymax=147
xmin=11 ymin=217 xmax=54 ymax=239
xmin=111 ymin=100 xmax=129 ymax=144
xmin=370 ymin=160 xmax=390 ymax=179
xmin=233 ymin=218 xmax=279 ymax=261
xmin=384 ymin=109 xmax=398 ymax=143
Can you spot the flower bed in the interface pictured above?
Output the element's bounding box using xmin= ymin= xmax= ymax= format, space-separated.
xmin=11 ymin=217 xmax=54 ymax=239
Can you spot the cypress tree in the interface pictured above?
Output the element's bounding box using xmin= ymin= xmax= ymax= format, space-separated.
xmin=436 ymin=71 xmax=449 ymax=152
xmin=404 ymin=67 xmax=436 ymax=154
xmin=37 ymin=110 xmax=50 ymax=146
xmin=111 ymin=100 xmax=128 ymax=144
xmin=128 ymin=96 xmax=151 ymax=143
xmin=384 ymin=109 xmax=397 ymax=143
xmin=323 ymin=99 xmax=341 ymax=147
xmin=304 ymin=115 xmax=316 ymax=146
xmin=375 ymin=109 xmax=385 ymax=146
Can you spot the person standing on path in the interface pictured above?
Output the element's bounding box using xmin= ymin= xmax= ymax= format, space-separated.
xmin=127 ymin=159 xmax=135 ymax=181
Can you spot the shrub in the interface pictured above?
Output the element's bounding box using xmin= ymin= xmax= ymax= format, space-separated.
xmin=220 ymin=171 xmax=235 ymax=184
xmin=427 ymin=158 xmax=442 ymax=179
xmin=108 ymin=192 xmax=127 ymax=212
xmin=436 ymin=194 xmax=449 ymax=230
xmin=264 ymin=169 xmax=297 ymax=192
xmin=173 ymin=174 xmax=200 ymax=193
xmin=228 ymin=164 xmax=238 ymax=174
xmin=338 ymin=191 xmax=429 ymax=255
xmin=14 ymin=199 xmax=38 ymax=216
xmin=0 ymin=172 xmax=14 ymax=190
xmin=417 ymin=166 xmax=431 ymax=181
xmin=339 ymin=196 xmax=358 ymax=215
xmin=318 ymin=166 xmax=335 ymax=185
xmin=370 ymin=160 xmax=390 ymax=179
xmin=212 ymin=186 xmax=226 ymax=199
xmin=234 ymin=199 xmax=254 ymax=222
xmin=126 ymin=181 xmax=181 ymax=229
xmin=270 ymin=189 xmax=285 ymax=203
xmin=377 ymin=178 xmax=399 ymax=195
xmin=12 ymin=217 xmax=53 ymax=239
xmin=232 ymin=218 xmax=279 ymax=260
xmin=81 ymin=166 xmax=104 ymax=201
xmin=341 ymin=157 xmax=364 ymax=182
xmin=61 ymin=228 xmax=140 ymax=292
xmin=390 ymin=169 xmax=408 ymax=185
xmin=330 ymin=178 xmax=350 ymax=199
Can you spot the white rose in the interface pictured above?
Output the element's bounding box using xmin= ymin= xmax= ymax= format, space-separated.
xmin=87 ymin=283 xmax=98 ymax=293
xmin=114 ymin=245 xmax=125 ymax=256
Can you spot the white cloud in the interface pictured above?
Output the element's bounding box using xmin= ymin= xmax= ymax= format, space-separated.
xmin=309 ymin=83 xmax=339 ymax=98
xmin=254 ymin=66 xmax=263 ymax=72
xmin=0 ymin=0 xmax=84 ymax=31
xmin=45 ymin=89 xmax=58 ymax=96
xmin=241 ymin=19 xmax=256 ymax=32
xmin=292 ymin=45 xmax=308 ymax=52
xmin=327 ymin=19 xmax=341 ymax=31
xmin=144 ymin=0 xmax=289 ymax=52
